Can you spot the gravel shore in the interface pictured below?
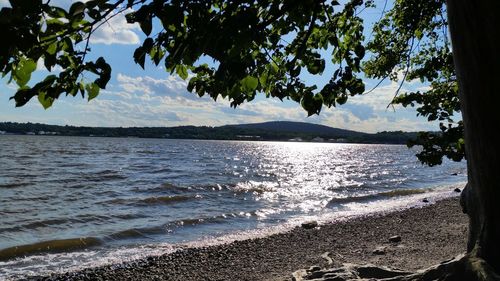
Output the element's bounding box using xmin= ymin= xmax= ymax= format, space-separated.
xmin=38 ymin=197 xmax=468 ymax=281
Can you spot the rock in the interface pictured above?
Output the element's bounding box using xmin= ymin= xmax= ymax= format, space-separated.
xmin=356 ymin=265 xmax=411 ymax=279
xmin=322 ymin=272 xmax=347 ymax=281
xmin=292 ymin=263 xmax=413 ymax=281
xmin=372 ymin=246 xmax=386 ymax=255
xmin=321 ymin=252 xmax=333 ymax=265
xmin=454 ymin=188 xmax=461 ymax=193
xmin=307 ymin=265 xmax=321 ymax=272
xmin=307 ymin=270 xmax=327 ymax=279
xmin=389 ymin=235 xmax=402 ymax=243
xmin=422 ymin=198 xmax=429 ymax=203
xmin=451 ymin=172 xmax=458 ymax=176
xmin=292 ymin=269 xmax=307 ymax=281
xmin=301 ymin=221 xmax=318 ymax=229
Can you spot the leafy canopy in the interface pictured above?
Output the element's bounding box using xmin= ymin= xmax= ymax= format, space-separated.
xmin=0 ymin=0 xmax=463 ymax=165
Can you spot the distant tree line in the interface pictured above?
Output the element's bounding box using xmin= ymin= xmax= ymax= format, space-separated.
xmin=0 ymin=122 xmax=419 ymax=144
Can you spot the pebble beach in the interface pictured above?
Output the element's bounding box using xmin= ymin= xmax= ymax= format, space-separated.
xmin=37 ymin=197 xmax=468 ymax=281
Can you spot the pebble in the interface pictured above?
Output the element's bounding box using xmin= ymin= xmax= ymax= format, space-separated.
xmin=389 ymin=235 xmax=401 ymax=243
xmin=301 ymin=221 xmax=318 ymax=229
xmin=372 ymin=246 xmax=386 ymax=255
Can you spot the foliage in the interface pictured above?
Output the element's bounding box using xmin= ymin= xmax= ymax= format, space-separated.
xmin=0 ymin=0 xmax=114 ymax=106
xmin=364 ymin=0 xmax=463 ymax=165
xmin=0 ymin=0 xmax=463 ymax=165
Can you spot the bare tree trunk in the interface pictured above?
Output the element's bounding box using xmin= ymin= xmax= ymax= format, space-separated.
xmin=447 ymin=0 xmax=500 ymax=273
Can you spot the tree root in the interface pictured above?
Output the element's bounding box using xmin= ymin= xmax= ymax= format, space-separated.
xmin=291 ymin=253 xmax=500 ymax=281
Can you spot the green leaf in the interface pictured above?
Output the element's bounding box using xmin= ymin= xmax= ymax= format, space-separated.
xmin=240 ymin=76 xmax=259 ymax=92
xmin=301 ymin=92 xmax=323 ymax=116
xmin=93 ymin=57 xmax=111 ymax=89
xmin=46 ymin=6 xmax=68 ymax=18
xmin=38 ymin=92 xmax=54 ymax=109
xmin=69 ymin=2 xmax=86 ymax=17
xmin=85 ymin=83 xmax=100 ymax=101
xmin=415 ymin=29 xmax=423 ymax=40
xmin=354 ymin=44 xmax=365 ymax=59
xmin=134 ymin=47 xmax=146 ymax=69
xmin=46 ymin=43 xmax=57 ymax=55
xmin=139 ymin=16 xmax=153 ymax=36
xmin=79 ymin=82 xmax=85 ymax=97
xmin=306 ymin=59 xmax=325 ymax=75
xmin=336 ymin=94 xmax=348 ymax=105
xmin=13 ymin=58 xmax=37 ymax=87
xmin=176 ymin=65 xmax=189 ymax=80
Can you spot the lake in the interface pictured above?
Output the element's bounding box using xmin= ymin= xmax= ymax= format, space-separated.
xmin=0 ymin=135 xmax=466 ymax=279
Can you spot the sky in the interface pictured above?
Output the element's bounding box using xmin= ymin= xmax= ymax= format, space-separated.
xmin=0 ymin=1 xmax=439 ymax=133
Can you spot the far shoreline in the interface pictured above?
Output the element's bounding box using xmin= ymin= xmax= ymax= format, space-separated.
xmin=0 ymin=120 xmax=421 ymax=145
xmin=0 ymin=133 xmax=411 ymax=146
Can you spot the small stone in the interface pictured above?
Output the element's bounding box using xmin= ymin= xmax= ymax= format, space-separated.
xmin=373 ymin=246 xmax=386 ymax=255
xmin=301 ymin=221 xmax=318 ymax=229
xmin=389 ymin=235 xmax=401 ymax=243
xmin=422 ymin=198 xmax=429 ymax=203
xmin=454 ymin=188 xmax=461 ymax=193
xmin=451 ymin=172 xmax=458 ymax=176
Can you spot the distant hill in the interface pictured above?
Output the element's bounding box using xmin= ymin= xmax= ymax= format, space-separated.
xmin=0 ymin=121 xmax=420 ymax=144
xmin=223 ymin=121 xmax=367 ymax=138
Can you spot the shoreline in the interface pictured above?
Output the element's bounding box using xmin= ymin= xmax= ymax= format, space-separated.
xmin=37 ymin=196 xmax=468 ymax=281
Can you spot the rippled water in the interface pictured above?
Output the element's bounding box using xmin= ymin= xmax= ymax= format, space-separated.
xmin=0 ymin=135 xmax=466 ymax=279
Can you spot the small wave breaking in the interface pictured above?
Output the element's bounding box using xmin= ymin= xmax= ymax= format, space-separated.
xmin=0 ymin=237 xmax=101 ymax=262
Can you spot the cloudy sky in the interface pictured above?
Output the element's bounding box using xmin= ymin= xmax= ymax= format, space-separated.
xmin=0 ymin=1 xmax=437 ymax=133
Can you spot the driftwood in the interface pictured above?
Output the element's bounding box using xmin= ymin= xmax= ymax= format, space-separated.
xmin=291 ymin=253 xmax=500 ymax=281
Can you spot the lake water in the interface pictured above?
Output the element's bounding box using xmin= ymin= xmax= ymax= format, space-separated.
xmin=0 ymin=135 xmax=467 ymax=279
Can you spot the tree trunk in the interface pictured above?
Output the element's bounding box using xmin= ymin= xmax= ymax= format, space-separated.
xmin=447 ymin=0 xmax=500 ymax=274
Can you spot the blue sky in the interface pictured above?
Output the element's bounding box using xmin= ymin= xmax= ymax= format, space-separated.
xmin=0 ymin=1 xmax=438 ymax=133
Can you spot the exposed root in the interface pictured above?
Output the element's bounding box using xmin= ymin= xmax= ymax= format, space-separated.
xmin=291 ymin=253 xmax=500 ymax=281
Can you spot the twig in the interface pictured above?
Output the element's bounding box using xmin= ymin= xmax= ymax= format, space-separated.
xmin=289 ymin=2 xmax=319 ymax=67
xmin=386 ymin=36 xmax=415 ymax=110
xmin=366 ymin=0 xmax=388 ymax=43
xmin=362 ymin=74 xmax=388 ymax=95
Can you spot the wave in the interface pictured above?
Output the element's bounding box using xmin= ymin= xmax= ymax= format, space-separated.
xmin=0 ymin=182 xmax=30 ymax=189
xmin=112 ymin=213 xmax=148 ymax=220
xmin=327 ymin=188 xmax=430 ymax=207
xmin=0 ymin=215 xmax=112 ymax=234
xmin=150 ymin=168 xmax=173 ymax=174
xmin=379 ymin=188 xmax=427 ymax=197
xmin=85 ymin=170 xmax=128 ymax=181
xmin=0 ymin=237 xmax=101 ymax=261
xmin=139 ymin=195 xmax=193 ymax=205
xmin=145 ymin=182 xmax=189 ymax=193
xmin=106 ymin=227 xmax=163 ymax=240
xmin=231 ymin=181 xmax=277 ymax=194
xmin=102 ymin=195 xmax=195 ymax=206
xmin=106 ymin=214 xmax=232 ymax=241
xmin=136 ymin=150 xmax=157 ymax=154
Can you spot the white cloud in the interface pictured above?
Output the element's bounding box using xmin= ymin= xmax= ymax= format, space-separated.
xmin=90 ymin=10 xmax=140 ymax=45
xmin=96 ymin=74 xmax=434 ymax=132
xmin=0 ymin=66 xmax=436 ymax=132
xmin=117 ymin=74 xmax=188 ymax=96
xmin=0 ymin=0 xmax=10 ymax=7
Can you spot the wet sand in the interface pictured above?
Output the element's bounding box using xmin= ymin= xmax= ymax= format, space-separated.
xmin=39 ymin=197 xmax=468 ymax=281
